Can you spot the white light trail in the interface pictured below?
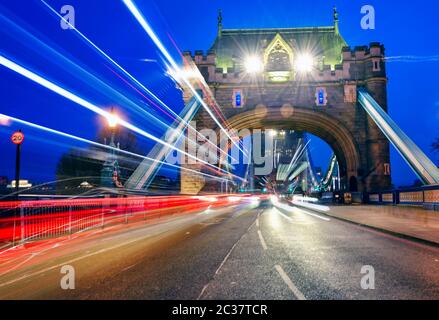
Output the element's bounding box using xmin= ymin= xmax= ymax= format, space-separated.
xmin=291 ymin=199 xmax=330 ymax=212
xmin=121 ymin=0 xmax=244 ymax=154
xmin=0 ymin=112 xmax=229 ymax=183
xmin=270 ymin=197 xmax=330 ymax=221
xmin=0 ymin=55 xmax=239 ymax=179
xmin=39 ymin=0 xmax=235 ymax=163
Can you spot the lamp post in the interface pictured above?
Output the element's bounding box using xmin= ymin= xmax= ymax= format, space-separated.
xmin=101 ymin=108 xmax=123 ymax=189
xmin=107 ymin=107 xmax=118 ymax=146
xmin=11 ymin=130 xmax=24 ymax=246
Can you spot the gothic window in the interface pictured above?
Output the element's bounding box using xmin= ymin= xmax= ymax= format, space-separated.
xmin=264 ymin=34 xmax=294 ymax=82
xmin=266 ymin=42 xmax=291 ymax=72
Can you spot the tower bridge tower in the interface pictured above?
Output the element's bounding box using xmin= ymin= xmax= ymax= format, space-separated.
xmin=180 ymin=9 xmax=391 ymax=194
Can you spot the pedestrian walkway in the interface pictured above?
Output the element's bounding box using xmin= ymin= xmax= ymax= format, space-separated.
xmin=324 ymin=205 xmax=439 ymax=245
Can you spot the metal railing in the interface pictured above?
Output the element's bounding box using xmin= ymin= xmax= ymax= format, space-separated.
xmin=367 ymin=185 xmax=439 ymax=210
xmin=0 ymin=195 xmax=235 ymax=246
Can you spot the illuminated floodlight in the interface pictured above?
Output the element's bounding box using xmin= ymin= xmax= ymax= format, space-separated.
xmin=244 ymin=56 xmax=264 ymax=74
xmin=295 ymin=53 xmax=314 ymax=73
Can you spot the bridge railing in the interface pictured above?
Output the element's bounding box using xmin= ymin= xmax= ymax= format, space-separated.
xmin=367 ymin=185 xmax=439 ymax=210
xmin=0 ymin=194 xmax=248 ymax=247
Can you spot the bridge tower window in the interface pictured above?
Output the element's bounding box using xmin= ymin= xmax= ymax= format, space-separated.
xmin=263 ymin=33 xmax=294 ymax=82
xmin=315 ymin=87 xmax=328 ymax=106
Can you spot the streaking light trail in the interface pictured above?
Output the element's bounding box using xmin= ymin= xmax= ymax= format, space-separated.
xmin=0 ymin=55 xmax=238 ymax=179
xmin=39 ymin=0 xmax=234 ymax=163
xmin=121 ymin=0 xmax=245 ymax=154
xmin=0 ymin=112 xmax=230 ymax=183
xmin=0 ymin=12 xmax=172 ymax=132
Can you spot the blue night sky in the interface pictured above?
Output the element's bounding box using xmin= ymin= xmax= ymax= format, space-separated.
xmin=0 ymin=0 xmax=438 ymax=187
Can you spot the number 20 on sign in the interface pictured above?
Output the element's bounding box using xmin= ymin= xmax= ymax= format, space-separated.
xmin=11 ymin=131 xmax=24 ymax=145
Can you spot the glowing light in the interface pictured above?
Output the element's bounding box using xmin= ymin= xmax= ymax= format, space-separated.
xmin=295 ymin=53 xmax=314 ymax=73
xmin=40 ymin=0 xmax=236 ymax=164
xmin=196 ymin=196 xmax=218 ymax=202
xmin=244 ymin=56 xmax=264 ymax=73
xmin=0 ymin=56 xmax=239 ymax=178
xmin=291 ymin=199 xmax=330 ymax=212
xmin=270 ymin=195 xmax=279 ymax=204
xmin=248 ymin=196 xmax=261 ymax=205
xmin=106 ymin=110 xmax=120 ymax=128
xmin=121 ymin=0 xmax=245 ymax=155
xmin=0 ymin=112 xmax=231 ymax=184
xmin=0 ymin=114 xmax=11 ymax=126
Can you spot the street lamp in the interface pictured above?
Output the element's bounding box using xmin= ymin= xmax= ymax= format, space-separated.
xmin=105 ymin=107 xmax=120 ymax=147
xmin=106 ymin=107 xmax=120 ymax=129
xmin=101 ymin=107 xmax=123 ymax=188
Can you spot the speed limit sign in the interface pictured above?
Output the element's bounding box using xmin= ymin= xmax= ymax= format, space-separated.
xmin=11 ymin=131 xmax=24 ymax=145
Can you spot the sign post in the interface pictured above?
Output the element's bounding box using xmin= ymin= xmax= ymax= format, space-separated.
xmin=11 ymin=130 xmax=24 ymax=245
xmin=11 ymin=130 xmax=24 ymax=194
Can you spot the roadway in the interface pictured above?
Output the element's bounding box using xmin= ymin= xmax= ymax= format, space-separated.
xmin=1 ymin=199 xmax=439 ymax=299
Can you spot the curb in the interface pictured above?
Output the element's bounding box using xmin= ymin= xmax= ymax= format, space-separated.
xmin=292 ymin=203 xmax=439 ymax=248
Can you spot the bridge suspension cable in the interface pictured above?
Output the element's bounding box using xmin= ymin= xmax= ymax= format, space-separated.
xmin=358 ymin=88 xmax=439 ymax=185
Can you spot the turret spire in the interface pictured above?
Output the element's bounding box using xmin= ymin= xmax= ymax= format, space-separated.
xmin=217 ymin=9 xmax=223 ymax=37
xmin=333 ymin=6 xmax=339 ymax=35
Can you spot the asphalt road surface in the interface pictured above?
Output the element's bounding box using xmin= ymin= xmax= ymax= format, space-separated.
xmin=1 ymin=200 xmax=439 ymax=299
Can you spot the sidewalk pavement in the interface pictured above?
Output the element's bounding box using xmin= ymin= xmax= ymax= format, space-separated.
xmin=322 ymin=205 xmax=439 ymax=245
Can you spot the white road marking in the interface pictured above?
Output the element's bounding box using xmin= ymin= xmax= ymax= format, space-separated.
xmin=275 ymin=265 xmax=306 ymax=300
xmin=197 ymin=284 xmax=209 ymax=300
xmin=257 ymin=230 xmax=268 ymax=250
xmin=274 ymin=208 xmax=294 ymax=222
xmin=214 ymin=219 xmax=256 ymax=276
xmin=197 ymin=210 xmax=262 ymax=300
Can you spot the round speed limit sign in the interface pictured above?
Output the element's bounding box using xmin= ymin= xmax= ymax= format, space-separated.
xmin=11 ymin=131 xmax=24 ymax=145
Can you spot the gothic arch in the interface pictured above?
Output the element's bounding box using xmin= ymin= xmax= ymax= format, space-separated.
xmin=222 ymin=107 xmax=362 ymax=191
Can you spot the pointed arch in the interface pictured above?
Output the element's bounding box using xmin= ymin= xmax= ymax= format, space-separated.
xmin=263 ymin=33 xmax=294 ymax=81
